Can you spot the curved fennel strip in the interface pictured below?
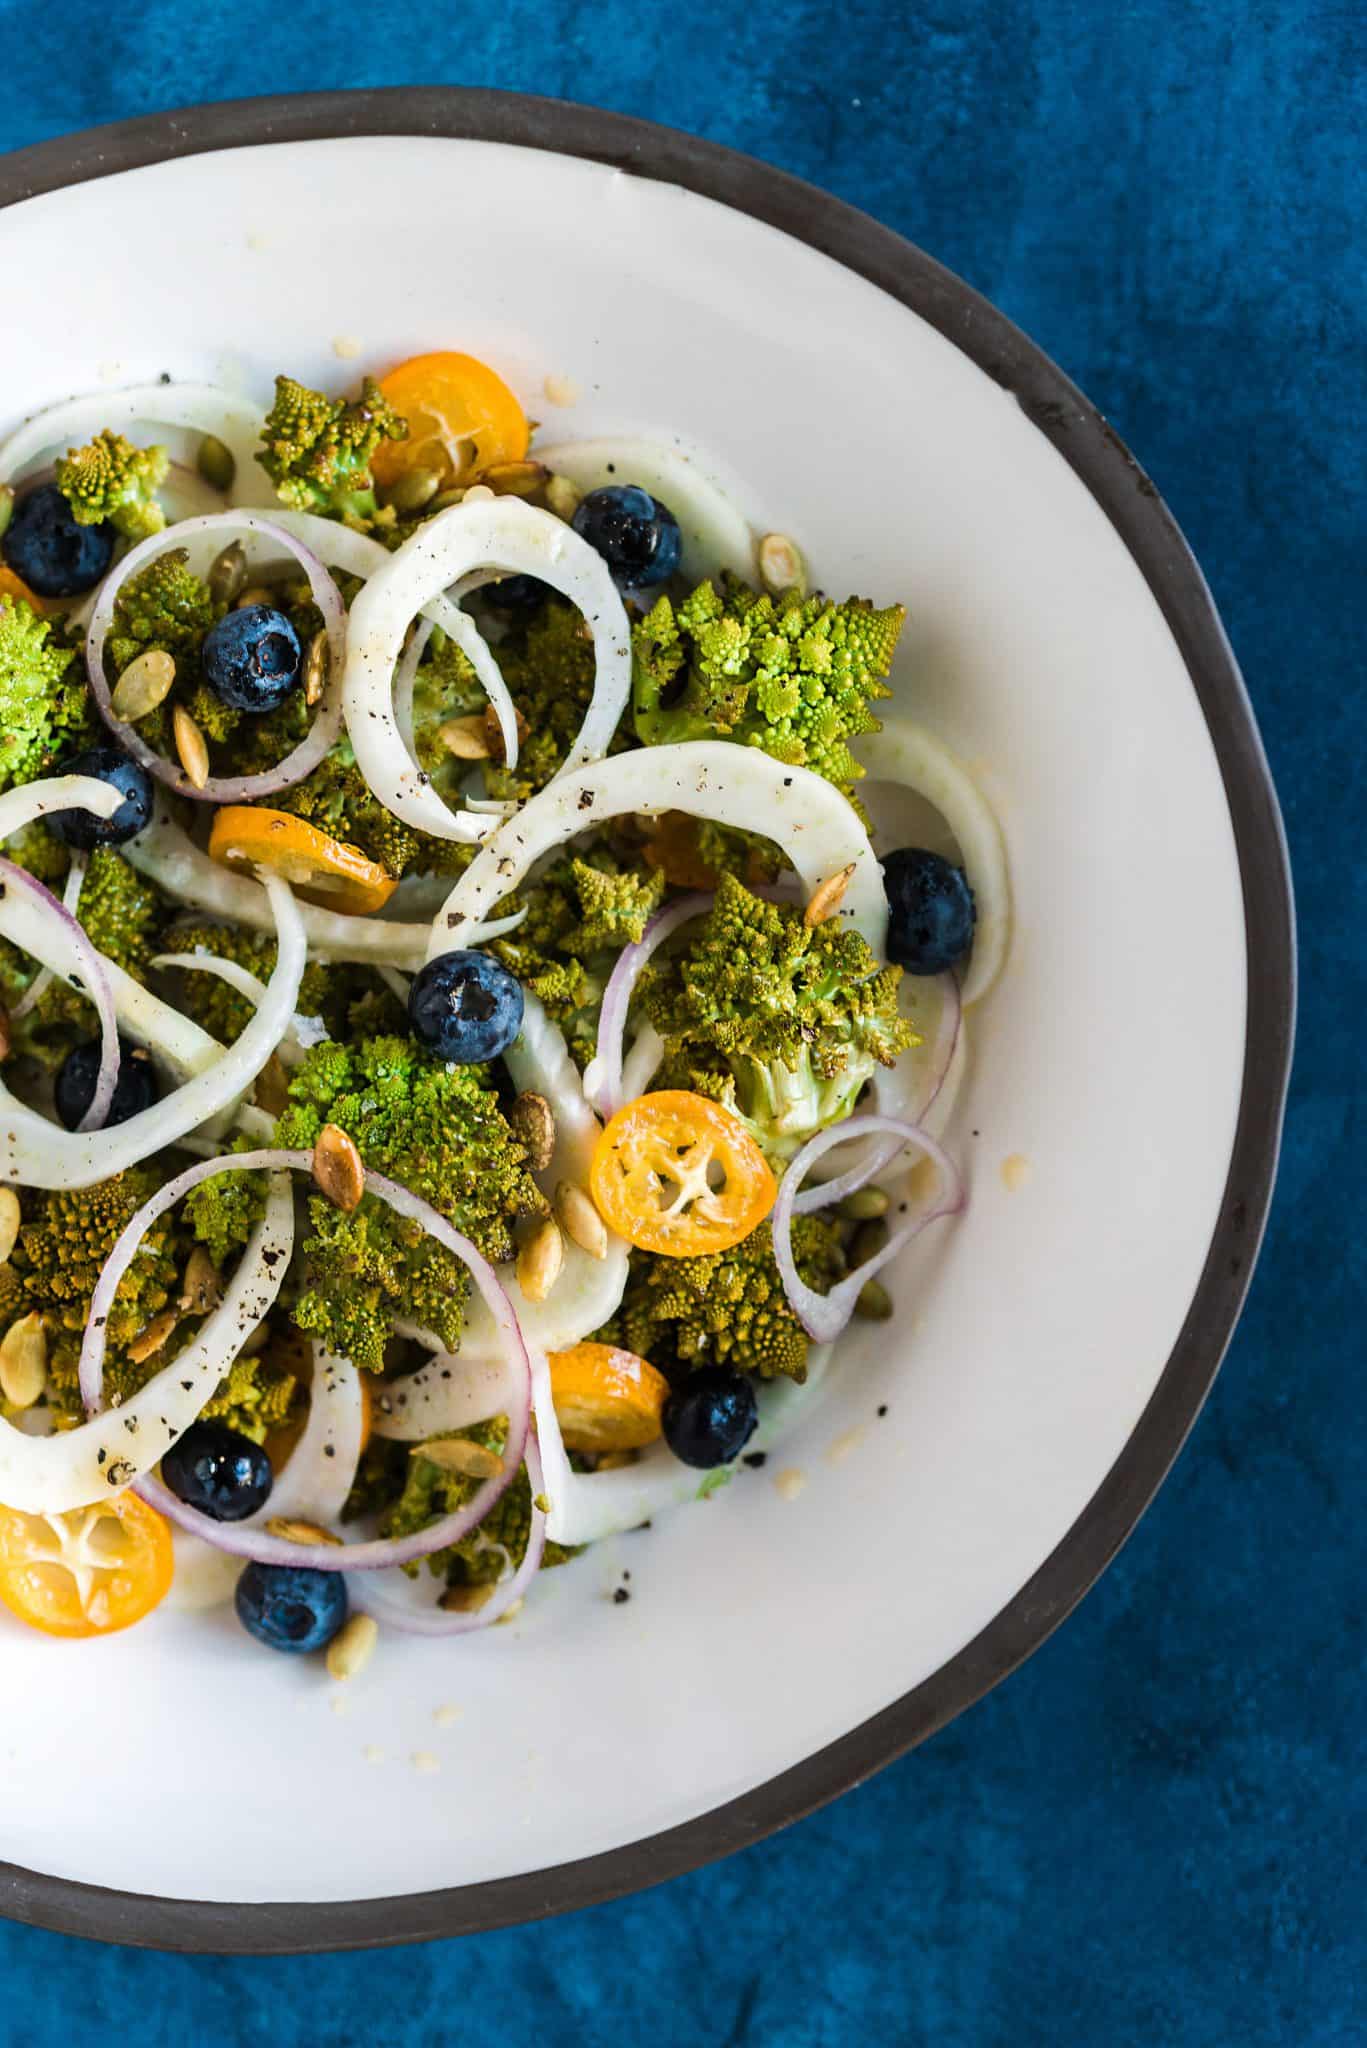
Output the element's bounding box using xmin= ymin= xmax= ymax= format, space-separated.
xmin=0 ymin=870 xmax=305 ymax=1188
xmin=0 ymin=382 xmax=265 ymax=506
xmin=123 ymin=805 xmax=523 ymax=968
xmin=343 ymin=499 xmax=632 ymax=841
xmin=534 ymin=1346 xmax=834 ymax=1549
xmin=856 ymin=717 xmax=1009 ymax=1005
xmin=263 ymin=510 xmax=520 ymax=768
xmin=536 ymin=438 xmax=757 ymax=584
xmin=429 ymin=743 xmax=889 ymax=963
xmin=257 ymin=1348 xmax=364 ymax=1524
xmin=150 ymin=951 xmax=326 ymax=1066
xmin=0 ymin=1175 xmax=293 ymax=1516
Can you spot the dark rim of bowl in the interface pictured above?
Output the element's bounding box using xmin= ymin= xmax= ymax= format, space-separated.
xmin=0 ymin=87 xmax=1295 ymax=1954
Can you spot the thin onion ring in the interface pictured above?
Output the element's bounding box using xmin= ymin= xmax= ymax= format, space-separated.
xmin=0 ymin=856 xmax=120 ymax=1131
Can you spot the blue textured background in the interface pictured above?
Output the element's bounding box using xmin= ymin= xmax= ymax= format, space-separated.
xmin=0 ymin=3 xmax=1361 ymax=2040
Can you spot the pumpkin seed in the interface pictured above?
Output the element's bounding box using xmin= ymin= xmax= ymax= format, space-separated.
xmin=427 ymin=488 xmax=467 ymax=513
xmin=758 ymin=531 xmax=807 ymax=597
xmin=555 ymin=1180 xmax=608 ymax=1261
xmin=126 ymin=1307 xmax=179 ymax=1365
xmin=438 ymin=1581 xmax=496 ymax=1613
xmin=438 ymin=715 xmax=492 ymax=762
xmin=303 ymin=629 xmax=328 ymax=708
xmin=0 ymin=1312 xmax=47 ymax=1409
xmin=208 ymin=540 xmax=248 ymax=607
xmin=235 ymin=584 xmax=275 ymax=610
xmin=508 ymin=1091 xmax=556 ymax=1172
xmin=479 ymin=460 xmax=549 ymax=498
xmin=804 ymin=862 xmax=856 ymax=927
xmin=312 ymin=1123 xmax=365 ymax=1213
xmin=172 ymin=705 xmax=209 ymax=790
xmin=849 ymin=1219 xmax=890 ymax=1268
xmin=0 ymin=1004 xmax=11 ymax=1062
xmin=462 ymin=483 xmax=495 ymax=504
xmin=254 ymin=1051 xmax=290 ymax=1116
xmin=414 ymin=1437 xmax=504 ymax=1480
xmin=196 ymin=434 xmax=236 ymax=492
xmin=838 ymin=1185 xmax=890 ymax=1222
xmin=0 ymin=485 xmax=14 ymax=542
xmin=326 ymin=1613 xmax=379 ymax=1680
xmin=543 ymin=473 xmax=582 ymax=522
xmin=516 ymin=1217 xmax=563 ymax=1302
xmin=381 ymin=465 xmax=441 ymax=514
xmin=179 ymin=1245 xmax=223 ymax=1317
xmin=0 ymin=1188 xmax=19 ymax=1268
xmin=111 ymin=647 xmax=176 ymax=722
xmin=483 ymin=702 xmax=528 ymax=765
xmin=853 ymin=1278 xmax=893 ymax=1321
xmin=266 ymin=1517 xmax=344 ymax=1546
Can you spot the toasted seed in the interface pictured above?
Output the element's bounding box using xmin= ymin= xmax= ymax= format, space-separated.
xmin=508 ymin=1091 xmax=556 ymax=1173
xmin=112 ymin=647 xmax=176 ymax=722
xmin=172 ymin=705 xmax=210 ymax=790
xmin=427 ymin=487 xmax=466 ymax=513
xmin=236 ymin=584 xmax=275 ymax=610
xmin=208 ymin=540 xmax=248 ymax=607
xmin=313 ymin=1123 xmax=365 ymax=1213
xmin=126 ymin=1306 xmax=179 ymax=1365
xmin=0 ymin=1187 xmax=19 ymax=1267
xmin=849 ymin=1219 xmax=890 ymax=1269
xmin=238 ymin=1319 xmax=270 ymax=1357
xmin=0 ymin=1311 xmax=46 ymax=1408
xmin=543 ymin=473 xmax=582 ymax=522
xmin=0 ymin=1004 xmax=11 ymax=1062
xmin=255 ymin=1051 xmax=290 ymax=1116
xmin=517 ymin=1217 xmax=564 ymax=1302
xmin=482 ymin=702 xmax=528 ymax=765
xmin=462 ymin=483 xmax=495 ymax=504
xmin=479 ymin=460 xmax=549 ymax=498
xmin=555 ymin=1179 xmax=608 ymax=1261
xmin=266 ymin=1517 xmax=344 ymax=1546
xmin=593 ymin=1449 xmax=637 ymax=1472
xmin=415 ymin=1437 xmax=504 ymax=1480
xmin=838 ymin=1185 xmax=891 ymax=1222
xmin=197 ymin=434 xmax=236 ymax=492
xmin=382 ymin=465 xmax=442 ymax=514
xmin=0 ymin=485 xmax=14 ymax=542
xmin=804 ymin=862 xmax=856 ymax=927
xmin=853 ymin=1277 xmax=893 ymax=1321
xmin=438 ymin=715 xmax=492 ymax=761
xmin=438 ymin=1581 xmax=497 ymax=1613
xmin=494 ymin=1597 xmax=525 ymax=1626
xmin=758 ymin=531 xmax=807 ymax=596
xmin=179 ymin=1244 xmax=223 ymax=1317
xmin=281 ymin=577 xmax=314 ymax=609
xmin=326 ymin=1612 xmax=379 ymax=1680
xmin=303 ymin=628 xmax=329 ymax=708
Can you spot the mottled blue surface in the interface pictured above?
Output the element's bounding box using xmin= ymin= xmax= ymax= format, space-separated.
xmin=0 ymin=3 xmax=1362 ymax=2040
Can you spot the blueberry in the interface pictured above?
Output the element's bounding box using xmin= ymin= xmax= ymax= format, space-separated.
xmin=201 ymin=605 xmax=302 ymax=713
xmin=571 ymin=485 xmax=682 ymax=589
xmin=408 ymin=949 xmax=524 ymax=1063
xmin=882 ymin=847 xmax=976 ymax=974
xmin=484 ymin=573 xmax=552 ymax=612
xmin=235 ymin=1562 xmax=348 ymax=1655
xmin=54 ymin=1037 xmax=159 ymax=1131
xmin=1 ymin=483 xmax=114 ymax=598
xmin=47 ymin=745 xmax=153 ymax=849
xmin=662 ymin=1367 xmax=759 ymax=1469
xmin=162 ymin=1421 xmax=273 ymax=1522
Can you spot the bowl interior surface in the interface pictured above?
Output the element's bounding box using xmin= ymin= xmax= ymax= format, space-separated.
xmin=0 ymin=132 xmax=1247 ymax=1908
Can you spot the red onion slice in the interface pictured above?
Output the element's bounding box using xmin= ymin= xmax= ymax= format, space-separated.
xmin=582 ymin=891 xmax=711 ymax=1118
xmin=12 ymin=849 xmax=86 ymax=1020
xmin=85 ymin=513 xmax=346 ymax=803
xmin=352 ymin=1436 xmax=548 ymax=1636
xmin=773 ymin=1114 xmax=966 ymax=1342
xmin=81 ymin=1149 xmax=531 ymax=1573
xmin=0 ymin=855 xmax=120 ymax=1132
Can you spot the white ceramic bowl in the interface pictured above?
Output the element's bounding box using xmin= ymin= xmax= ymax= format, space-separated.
xmin=0 ymin=92 xmax=1293 ymax=1951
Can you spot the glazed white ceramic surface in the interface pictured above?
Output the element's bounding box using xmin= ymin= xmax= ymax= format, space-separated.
xmin=0 ymin=135 xmax=1244 ymax=1904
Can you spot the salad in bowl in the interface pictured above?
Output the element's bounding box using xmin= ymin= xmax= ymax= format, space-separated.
xmin=0 ymin=352 xmax=1006 ymax=1666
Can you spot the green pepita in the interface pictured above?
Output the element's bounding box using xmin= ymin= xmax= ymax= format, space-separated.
xmin=838 ymin=1185 xmax=891 ymax=1222
xmin=196 ymin=434 xmax=236 ymax=492
xmin=853 ymin=1278 xmax=893 ymax=1321
xmin=382 ymin=465 xmax=442 ymax=514
xmin=849 ymin=1219 xmax=890 ymax=1268
xmin=0 ymin=485 xmax=14 ymax=543
xmin=208 ymin=540 xmax=248 ymax=607
xmin=303 ymin=629 xmax=329 ymax=708
xmin=111 ymin=647 xmax=176 ymax=722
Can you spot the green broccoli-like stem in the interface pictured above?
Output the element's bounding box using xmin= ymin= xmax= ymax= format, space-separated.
xmin=363 ymin=1421 xmax=578 ymax=1583
xmin=0 ymin=597 xmax=94 ymax=793
xmin=55 ymin=429 xmax=170 ymax=541
xmin=258 ymin=375 xmax=408 ymax=528
xmin=632 ymin=577 xmax=905 ymax=800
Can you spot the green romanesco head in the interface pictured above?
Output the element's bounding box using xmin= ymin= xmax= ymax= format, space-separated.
xmin=155 ymin=918 xmax=376 ymax=1045
xmin=106 ymin=549 xmax=222 ymax=679
xmin=270 ymin=736 xmax=469 ymax=881
xmin=261 ymin=1035 xmax=547 ymax=1372
xmin=0 ymin=597 xmax=94 ymax=792
xmin=475 ymin=594 xmax=609 ymax=805
xmin=641 ymin=871 xmax=914 ymax=1161
xmin=258 ymin=375 xmax=408 ymax=527
xmin=54 ymin=430 xmax=170 ymax=541
xmin=487 ymin=847 xmax=665 ymax=1056
xmin=610 ymin=1216 xmax=845 ymax=1384
xmin=196 ymin=1347 xmax=301 ymax=1444
xmin=0 ymin=841 xmax=170 ymax=1067
xmin=632 ymin=577 xmax=905 ymax=799
xmin=365 ymin=1420 xmax=577 ymax=1583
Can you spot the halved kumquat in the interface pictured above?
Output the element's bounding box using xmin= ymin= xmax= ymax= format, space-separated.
xmin=589 ymin=1090 xmax=776 ymax=1258
xmin=370 ymin=351 xmax=530 ymax=491
xmin=0 ymin=1491 xmax=173 ymax=1639
xmin=208 ymin=806 xmax=398 ymax=914
xmin=548 ymin=1342 xmax=670 ymax=1453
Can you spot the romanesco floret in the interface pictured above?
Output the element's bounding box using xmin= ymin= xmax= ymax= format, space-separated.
xmin=54 ymin=430 xmax=170 ymax=541
xmin=106 ymin=549 xmax=222 ymax=676
xmin=261 ymin=1036 xmax=547 ymax=1371
xmin=487 ymin=848 xmax=665 ymax=1056
xmin=156 ymin=918 xmax=378 ymax=1046
xmin=197 ymin=1347 xmax=300 ymax=1444
xmin=0 ymin=841 xmax=170 ymax=1067
xmin=610 ymin=1217 xmax=845 ymax=1384
xmin=369 ymin=1421 xmax=577 ymax=1583
xmin=476 ymin=594 xmax=613 ymax=804
xmin=632 ymin=578 xmax=905 ymax=800
xmin=641 ymin=871 xmax=914 ymax=1161
xmin=258 ymin=375 xmax=408 ymax=527
xmin=271 ymin=737 xmax=468 ymax=881
xmin=0 ymin=596 xmax=93 ymax=791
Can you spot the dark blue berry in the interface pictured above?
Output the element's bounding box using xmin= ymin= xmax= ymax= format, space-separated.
xmin=484 ymin=573 xmax=552 ymax=612
xmin=201 ymin=605 xmax=301 ymax=713
xmin=235 ymin=1562 xmax=348 ymax=1655
xmin=162 ymin=1421 xmax=273 ymax=1522
xmin=48 ymin=745 xmax=153 ymax=849
xmin=882 ymin=847 xmax=976 ymax=974
xmin=572 ymin=485 xmax=682 ymax=589
xmin=662 ymin=1367 xmax=759 ymax=1469
xmin=408 ymin=949 xmax=524 ymax=1063
xmin=54 ymin=1037 xmax=159 ymax=1131
xmin=1 ymin=483 xmax=114 ymax=597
